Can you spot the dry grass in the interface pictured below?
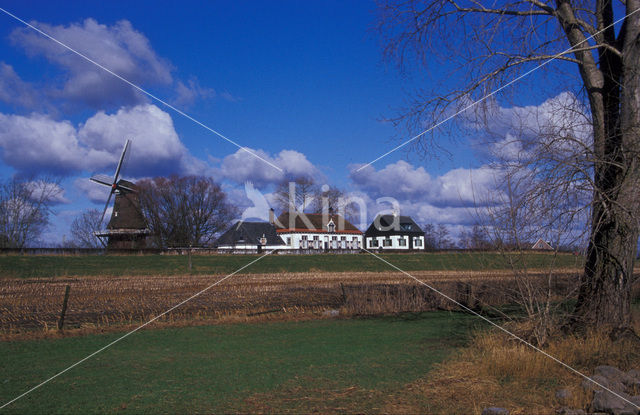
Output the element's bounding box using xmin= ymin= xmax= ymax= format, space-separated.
xmin=0 ymin=270 xmax=581 ymax=340
xmin=380 ymin=309 xmax=640 ymax=414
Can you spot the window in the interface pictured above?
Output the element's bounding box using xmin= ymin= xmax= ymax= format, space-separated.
xmin=370 ymin=239 xmax=378 ymax=248
xmin=286 ymin=237 xmax=291 ymax=246
xmin=328 ymin=222 xmax=335 ymax=232
xmin=414 ymin=238 xmax=422 ymax=247
xmin=401 ymin=224 xmax=413 ymax=231
xmin=399 ymin=238 xmax=407 ymax=246
xmin=383 ymin=238 xmax=392 ymax=247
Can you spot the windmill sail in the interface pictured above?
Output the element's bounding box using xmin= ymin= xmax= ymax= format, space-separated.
xmin=89 ymin=174 xmax=113 ymax=187
xmin=91 ymin=139 xmax=132 ymax=227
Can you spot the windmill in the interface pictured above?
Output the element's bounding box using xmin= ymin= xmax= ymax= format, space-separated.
xmin=91 ymin=139 xmax=150 ymax=249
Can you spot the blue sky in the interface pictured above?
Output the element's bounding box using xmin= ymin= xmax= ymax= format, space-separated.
xmin=0 ymin=1 xmax=588 ymax=244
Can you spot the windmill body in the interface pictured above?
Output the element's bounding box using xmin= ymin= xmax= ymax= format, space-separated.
xmin=91 ymin=140 xmax=150 ymax=250
xmin=96 ymin=180 xmax=150 ymax=249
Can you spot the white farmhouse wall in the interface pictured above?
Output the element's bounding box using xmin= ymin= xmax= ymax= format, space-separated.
xmin=365 ymin=235 xmax=424 ymax=250
xmin=280 ymin=233 xmax=362 ymax=250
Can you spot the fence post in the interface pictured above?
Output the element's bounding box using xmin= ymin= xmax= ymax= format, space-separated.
xmin=57 ymin=285 xmax=71 ymax=331
xmin=340 ymin=283 xmax=347 ymax=304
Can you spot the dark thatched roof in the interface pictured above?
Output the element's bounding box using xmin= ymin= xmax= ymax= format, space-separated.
xmin=216 ymin=221 xmax=285 ymax=246
xmin=365 ymin=215 xmax=423 ymax=237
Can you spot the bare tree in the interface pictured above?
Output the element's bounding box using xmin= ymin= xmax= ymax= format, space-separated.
xmin=0 ymin=177 xmax=61 ymax=248
xmin=137 ymin=176 xmax=237 ymax=248
xmin=273 ymin=176 xmax=317 ymax=213
xmin=483 ymin=161 xmax=588 ymax=344
xmin=70 ymin=208 xmax=103 ymax=248
xmin=435 ymin=224 xmax=453 ymax=249
xmin=378 ymin=0 xmax=640 ymax=330
xmin=459 ymin=224 xmax=492 ymax=250
xmin=422 ymin=223 xmax=438 ymax=250
xmin=309 ymin=184 xmax=360 ymax=220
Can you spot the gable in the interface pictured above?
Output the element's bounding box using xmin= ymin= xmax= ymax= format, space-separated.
xmin=531 ymin=239 xmax=553 ymax=250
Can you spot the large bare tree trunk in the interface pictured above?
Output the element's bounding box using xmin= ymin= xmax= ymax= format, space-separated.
xmin=573 ymin=0 xmax=640 ymax=329
xmin=377 ymin=0 xmax=640 ymax=330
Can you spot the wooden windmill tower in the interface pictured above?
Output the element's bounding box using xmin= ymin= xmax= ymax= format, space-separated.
xmin=91 ymin=139 xmax=150 ymax=249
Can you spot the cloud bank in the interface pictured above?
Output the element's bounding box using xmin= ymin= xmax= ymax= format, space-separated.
xmin=0 ymin=104 xmax=203 ymax=177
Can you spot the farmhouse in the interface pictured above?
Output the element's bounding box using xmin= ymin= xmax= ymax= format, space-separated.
xmin=274 ymin=211 xmax=363 ymax=250
xmin=531 ymin=238 xmax=553 ymax=251
xmin=364 ymin=214 xmax=425 ymax=251
xmin=216 ymin=221 xmax=288 ymax=251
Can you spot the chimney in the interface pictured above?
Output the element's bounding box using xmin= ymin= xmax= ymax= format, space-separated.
xmin=269 ymin=208 xmax=275 ymax=224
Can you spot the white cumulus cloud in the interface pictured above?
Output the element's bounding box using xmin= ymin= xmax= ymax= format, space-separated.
xmin=0 ymin=112 xmax=88 ymax=174
xmin=10 ymin=18 xmax=173 ymax=108
xmin=217 ymin=148 xmax=322 ymax=187
xmin=0 ymin=104 xmax=205 ymax=177
xmin=350 ymin=160 xmax=497 ymax=208
xmin=79 ymin=104 xmax=206 ymax=176
xmin=350 ymin=160 xmax=432 ymax=199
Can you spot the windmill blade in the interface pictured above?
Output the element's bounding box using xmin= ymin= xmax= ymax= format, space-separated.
xmin=116 ymin=181 xmax=137 ymax=193
xmin=112 ymin=139 xmax=131 ymax=183
xmin=90 ymin=174 xmax=114 ymax=187
xmin=99 ymin=189 xmax=115 ymax=228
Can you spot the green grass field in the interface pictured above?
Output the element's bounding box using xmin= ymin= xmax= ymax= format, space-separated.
xmin=0 ymin=312 xmax=481 ymax=414
xmin=0 ymin=251 xmax=583 ymax=278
